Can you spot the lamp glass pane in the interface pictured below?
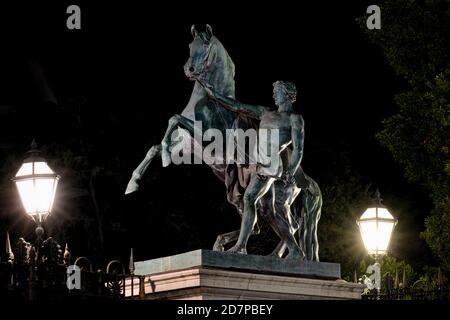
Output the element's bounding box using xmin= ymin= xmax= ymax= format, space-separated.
xmin=361 ymin=208 xmax=377 ymax=219
xmin=16 ymin=163 xmax=33 ymax=177
xmin=361 ymin=207 xmax=395 ymax=220
xmin=359 ymin=219 xmax=395 ymax=255
xmin=48 ymin=178 xmax=58 ymax=212
xmin=359 ymin=220 xmax=378 ymax=253
xmin=15 ymin=177 xmax=58 ymax=216
xmin=34 ymin=161 xmax=55 ymax=174
xmin=377 ymin=221 xmax=395 ymax=252
xmin=377 ymin=208 xmax=394 ymax=219
xmin=15 ymin=179 xmax=35 ymax=214
xmin=35 ymin=177 xmax=55 ymax=212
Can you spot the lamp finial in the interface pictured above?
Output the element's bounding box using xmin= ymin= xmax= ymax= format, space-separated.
xmin=375 ymin=188 xmax=383 ymax=205
xmin=31 ymin=139 xmax=38 ymax=150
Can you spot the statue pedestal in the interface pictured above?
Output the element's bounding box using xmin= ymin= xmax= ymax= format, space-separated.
xmin=125 ymin=249 xmax=364 ymax=300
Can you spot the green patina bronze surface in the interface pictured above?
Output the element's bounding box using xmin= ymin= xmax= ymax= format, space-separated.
xmin=126 ymin=25 xmax=322 ymax=261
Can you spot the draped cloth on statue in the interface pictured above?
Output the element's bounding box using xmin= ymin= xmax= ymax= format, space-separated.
xmin=218 ymin=114 xmax=259 ymax=213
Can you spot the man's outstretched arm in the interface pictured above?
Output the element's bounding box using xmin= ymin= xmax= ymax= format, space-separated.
xmin=196 ymin=79 xmax=264 ymax=119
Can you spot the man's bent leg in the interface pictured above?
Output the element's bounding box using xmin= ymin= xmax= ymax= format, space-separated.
xmin=228 ymin=175 xmax=274 ymax=253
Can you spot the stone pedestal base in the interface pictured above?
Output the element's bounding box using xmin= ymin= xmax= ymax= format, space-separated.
xmin=125 ymin=250 xmax=364 ymax=300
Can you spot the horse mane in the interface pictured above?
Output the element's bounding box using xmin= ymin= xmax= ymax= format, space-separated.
xmin=206 ymin=35 xmax=236 ymax=98
xmin=212 ymin=36 xmax=235 ymax=78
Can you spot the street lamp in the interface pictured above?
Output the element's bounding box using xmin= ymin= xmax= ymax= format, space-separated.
xmin=3 ymin=144 xmax=129 ymax=300
xmin=12 ymin=140 xmax=60 ymax=229
xmin=357 ymin=189 xmax=397 ymax=294
xmin=4 ymin=141 xmax=65 ymax=300
xmin=357 ymin=189 xmax=397 ymax=260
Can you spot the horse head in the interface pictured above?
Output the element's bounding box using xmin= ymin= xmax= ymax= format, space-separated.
xmin=184 ymin=24 xmax=235 ymax=98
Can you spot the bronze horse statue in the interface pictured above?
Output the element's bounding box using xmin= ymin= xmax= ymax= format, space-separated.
xmin=125 ymin=25 xmax=321 ymax=260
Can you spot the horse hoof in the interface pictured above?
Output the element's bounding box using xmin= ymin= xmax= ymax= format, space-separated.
xmin=286 ymin=250 xmax=305 ymax=260
xmin=125 ymin=180 xmax=139 ymax=194
xmin=161 ymin=152 xmax=172 ymax=167
xmin=213 ymin=240 xmax=225 ymax=252
xmin=226 ymin=246 xmax=247 ymax=255
xmin=267 ymin=251 xmax=282 ymax=258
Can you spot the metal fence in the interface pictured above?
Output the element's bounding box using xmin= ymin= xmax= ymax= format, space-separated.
xmin=361 ymin=274 xmax=449 ymax=300
xmin=0 ymin=238 xmax=128 ymax=301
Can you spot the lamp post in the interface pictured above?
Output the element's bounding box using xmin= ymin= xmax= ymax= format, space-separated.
xmin=2 ymin=142 xmax=129 ymax=300
xmin=12 ymin=140 xmax=60 ymax=241
xmin=357 ymin=189 xmax=397 ymax=294
xmin=8 ymin=140 xmax=65 ymax=300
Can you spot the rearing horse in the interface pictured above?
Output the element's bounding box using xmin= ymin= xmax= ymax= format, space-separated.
xmin=125 ymin=25 xmax=321 ymax=260
xmin=125 ymin=24 xmax=259 ymax=244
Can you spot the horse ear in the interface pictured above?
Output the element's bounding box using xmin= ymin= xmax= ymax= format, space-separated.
xmin=191 ymin=25 xmax=198 ymax=38
xmin=206 ymin=24 xmax=213 ymax=40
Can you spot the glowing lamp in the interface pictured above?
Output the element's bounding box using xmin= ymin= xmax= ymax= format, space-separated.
xmin=357 ymin=190 xmax=397 ymax=258
xmin=13 ymin=141 xmax=60 ymax=223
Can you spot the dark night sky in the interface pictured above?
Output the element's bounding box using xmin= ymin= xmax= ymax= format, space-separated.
xmin=0 ymin=2 xmax=433 ymax=266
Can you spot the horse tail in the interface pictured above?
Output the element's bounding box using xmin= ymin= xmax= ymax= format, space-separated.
xmin=300 ymin=176 xmax=322 ymax=261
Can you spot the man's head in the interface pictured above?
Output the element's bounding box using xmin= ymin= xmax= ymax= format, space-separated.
xmin=273 ymin=81 xmax=297 ymax=111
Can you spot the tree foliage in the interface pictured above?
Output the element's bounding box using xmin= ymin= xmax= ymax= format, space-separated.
xmin=361 ymin=0 xmax=450 ymax=269
xmin=378 ymin=255 xmax=417 ymax=289
xmin=316 ymin=161 xmax=373 ymax=279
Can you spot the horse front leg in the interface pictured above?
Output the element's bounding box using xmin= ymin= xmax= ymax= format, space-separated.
xmin=213 ymin=228 xmax=261 ymax=252
xmin=161 ymin=114 xmax=196 ymax=167
xmin=213 ymin=230 xmax=240 ymax=252
xmin=125 ymin=144 xmax=162 ymax=194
